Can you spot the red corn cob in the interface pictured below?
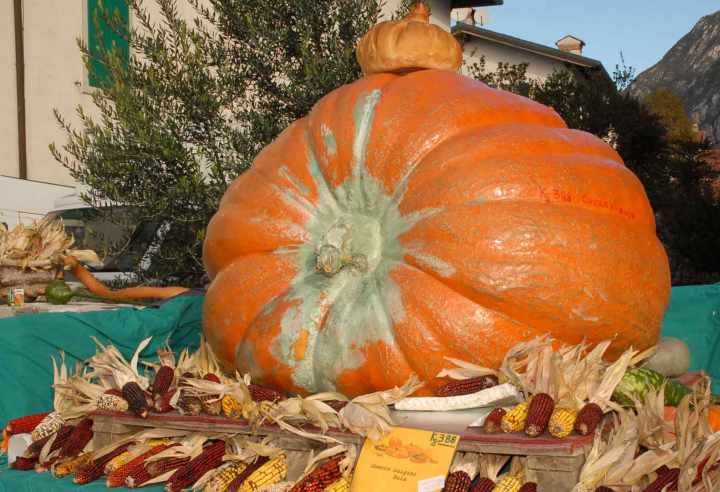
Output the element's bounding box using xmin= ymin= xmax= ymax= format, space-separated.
xmin=482 ymin=408 xmax=507 ymax=434
xmin=122 ymin=381 xmax=150 ymax=418
xmin=5 ymin=412 xmax=50 ymax=434
xmin=518 ymin=483 xmax=538 ymax=492
xmin=10 ymin=456 xmax=38 ymax=470
xmin=147 ymin=456 xmax=191 ymax=477
xmin=249 ymin=383 xmax=286 ymax=403
xmin=225 ymin=455 xmax=270 ymax=492
xmin=178 ymin=395 xmax=202 ymax=416
xmin=152 ymin=365 xmax=175 ymax=396
xmin=643 ymin=467 xmax=679 ymax=492
xmin=288 ymin=454 xmax=343 ymax=492
xmin=165 ymin=440 xmax=225 ymax=492
xmin=154 ymin=388 xmax=176 ymax=413
xmin=125 ymin=466 xmax=151 ymax=489
xmin=23 ymin=434 xmax=52 ymax=459
xmin=203 ymin=373 xmax=221 ymax=384
xmin=73 ymin=443 xmax=131 ymax=484
xmin=443 ymin=470 xmax=472 ymax=491
xmin=469 ymin=477 xmax=495 ymax=492
xmin=693 ymin=457 xmax=709 ymax=485
xmin=107 ymin=442 xmax=175 ymax=487
xmin=58 ymin=418 xmax=94 ymax=459
xmin=437 ymin=375 xmax=499 ymax=397
xmin=525 ymin=393 xmax=555 ymax=437
xmin=104 ymin=388 xmax=124 ymax=398
xmin=575 ymin=402 xmax=604 ymax=436
xmin=46 ymin=424 xmax=75 ymax=457
xmin=594 ymin=487 xmax=616 ymax=492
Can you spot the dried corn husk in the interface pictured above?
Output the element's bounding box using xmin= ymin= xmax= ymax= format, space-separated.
xmin=436 ymin=357 xmax=498 ymax=380
xmin=87 ymin=336 xmax=152 ymax=389
xmin=339 ymin=376 xmax=422 ymax=440
xmin=478 ymin=453 xmax=509 ymax=482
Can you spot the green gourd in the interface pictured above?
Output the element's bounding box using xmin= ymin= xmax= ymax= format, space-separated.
xmin=45 ymin=280 xmax=74 ymax=305
xmin=612 ymin=367 xmax=692 ymax=407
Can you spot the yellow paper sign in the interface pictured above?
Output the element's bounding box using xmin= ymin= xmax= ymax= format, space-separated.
xmin=350 ymin=427 xmax=460 ymax=492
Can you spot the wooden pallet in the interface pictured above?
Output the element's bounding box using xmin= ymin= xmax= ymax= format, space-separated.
xmin=90 ymin=409 xmax=593 ymax=491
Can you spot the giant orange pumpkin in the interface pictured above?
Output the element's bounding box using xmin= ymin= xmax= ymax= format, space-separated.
xmin=202 ymin=5 xmax=670 ymax=397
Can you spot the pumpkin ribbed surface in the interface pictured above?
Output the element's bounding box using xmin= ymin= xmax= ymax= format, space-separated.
xmin=202 ymin=69 xmax=670 ymax=397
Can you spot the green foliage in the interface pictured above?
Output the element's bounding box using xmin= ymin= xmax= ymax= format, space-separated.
xmin=52 ymin=0 xmax=382 ymax=286
xmin=644 ymin=88 xmax=696 ymax=144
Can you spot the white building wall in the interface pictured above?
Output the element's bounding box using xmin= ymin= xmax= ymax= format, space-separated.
xmin=0 ymin=1 xmax=20 ymax=179
xmin=461 ymin=37 xmax=569 ymax=82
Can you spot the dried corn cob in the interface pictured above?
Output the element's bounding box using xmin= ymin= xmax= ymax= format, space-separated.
xmin=5 ymin=412 xmax=50 ymax=435
xmin=45 ymin=423 xmax=75 ymax=458
xmin=58 ymin=418 xmax=94 ymax=459
xmin=203 ymin=461 xmax=248 ymax=492
xmin=492 ymin=474 xmax=522 ymax=492
xmin=238 ymin=454 xmax=288 ymax=491
xmin=225 ymin=456 xmax=270 ymax=492
xmin=74 ymin=442 xmax=131 ymax=484
xmin=204 ymin=373 xmax=222 ymax=383
xmin=574 ymin=403 xmax=603 ymax=436
xmin=202 ymin=396 xmax=223 ymax=416
xmin=501 ymin=402 xmax=529 ymax=433
xmin=482 ymin=408 xmax=506 ymax=434
xmin=594 ymin=487 xmax=616 ymax=492
xmin=642 ymin=467 xmax=679 ymax=492
xmin=166 ymin=440 xmax=226 ymax=492
xmin=107 ymin=442 xmax=174 ymax=487
xmin=443 ymin=470 xmax=472 ymax=491
xmin=470 ymin=477 xmax=496 ymax=492
xmin=97 ymin=393 xmax=130 ymax=412
xmin=437 ymin=375 xmax=499 ymax=397
xmin=525 ymin=393 xmax=555 ymax=437
xmin=222 ymin=394 xmax=243 ymax=419
xmin=152 ymin=365 xmax=175 ymax=395
xmin=53 ymin=452 xmax=94 ymax=477
xmin=23 ymin=434 xmax=52 ymax=459
xmin=178 ymin=395 xmax=203 ymax=416
xmin=122 ymin=381 xmax=150 ymax=418
xmin=548 ymin=407 xmax=578 ymax=438
xmin=324 ymin=400 xmax=349 ymax=412
xmin=10 ymin=456 xmax=38 ymax=470
xmin=288 ymin=454 xmax=343 ymax=492
xmin=154 ymin=389 xmax=176 ymax=413
xmin=249 ymin=384 xmax=286 ymax=403
xmin=325 ymin=475 xmax=352 ymax=492
xmin=31 ymin=411 xmax=64 ymax=441
xmin=105 ymin=450 xmax=133 ymax=474
xmin=517 ymin=483 xmax=537 ymax=492
xmin=126 ymin=457 xmax=190 ymax=488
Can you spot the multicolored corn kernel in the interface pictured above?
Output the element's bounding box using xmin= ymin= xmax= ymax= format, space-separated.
xmin=222 ymin=394 xmax=243 ymax=419
xmin=30 ymin=411 xmax=64 ymax=441
xmin=437 ymin=375 xmax=499 ymax=397
xmin=178 ymin=395 xmax=203 ymax=416
xmin=224 ymin=456 xmax=269 ymax=492
xmin=74 ymin=443 xmax=131 ymax=484
xmin=152 ymin=365 xmax=175 ymax=396
xmin=58 ymin=418 xmax=94 ymax=459
xmin=105 ymin=450 xmax=132 ymax=474
xmin=165 ymin=440 xmax=226 ymax=492
xmin=106 ymin=442 xmax=174 ymax=487
xmin=325 ymin=475 xmax=352 ymax=492
xmin=574 ymin=402 xmax=604 ymax=436
xmin=442 ymin=470 xmax=472 ymax=491
xmin=482 ymin=408 xmax=507 ymax=434
xmin=470 ymin=477 xmax=496 ymax=492
xmin=248 ymin=384 xmax=286 ymax=403
xmin=52 ymin=452 xmax=94 ymax=478
xmin=122 ymin=381 xmax=150 ymax=418
xmin=5 ymin=412 xmax=50 ymax=435
xmin=46 ymin=424 xmax=75 ymax=457
xmin=501 ymin=401 xmax=529 ymax=433
xmin=10 ymin=456 xmax=38 ymax=470
xmin=97 ymin=393 xmax=130 ymax=413
xmin=548 ymin=407 xmax=578 ymax=438
xmin=203 ymin=460 xmax=248 ymax=492
xmin=238 ymin=454 xmax=288 ymax=491
xmin=126 ymin=457 xmax=190 ymax=487
xmin=525 ymin=393 xmax=555 ymax=437
xmin=154 ymin=389 xmax=176 ymax=413
xmin=288 ymin=454 xmax=343 ymax=492
xmin=517 ymin=482 xmax=537 ymax=492
xmin=491 ymin=474 xmax=523 ymax=492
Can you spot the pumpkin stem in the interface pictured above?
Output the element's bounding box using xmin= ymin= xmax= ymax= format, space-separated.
xmin=407 ymin=3 xmax=430 ymax=23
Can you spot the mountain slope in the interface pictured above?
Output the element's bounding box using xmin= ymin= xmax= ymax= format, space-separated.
xmin=630 ymin=10 xmax=720 ymax=144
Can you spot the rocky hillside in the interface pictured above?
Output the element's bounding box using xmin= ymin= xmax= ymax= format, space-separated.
xmin=630 ymin=10 xmax=720 ymax=145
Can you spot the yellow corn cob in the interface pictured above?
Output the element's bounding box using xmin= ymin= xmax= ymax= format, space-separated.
xmin=104 ymin=450 xmax=132 ymax=474
xmin=31 ymin=411 xmax=64 ymax=441
xmin=325 ymin=475 xmax=352 ymax=492
xmin=222 ymin=395 xmax=243 ymax=419
xmin=203 ymin=461 xmax=248 ymax=492
xmin=239 ymin=454 xmax=288 ymax=492
xmin=492 ymin=474 xmax=523 ymax=492
xmin=548 ymin=407 xmax=578 ymax=438
xmin=501 ymin=402 xmax=529 ymax=433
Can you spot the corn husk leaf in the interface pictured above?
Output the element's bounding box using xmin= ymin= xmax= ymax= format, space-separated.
xmin=436 ymin=357 xmax=498 ymax=380
xmin=478 ymin=453 xmax=509 ymax=481
xmin=88 ymin=336 xmax=151 ymax=388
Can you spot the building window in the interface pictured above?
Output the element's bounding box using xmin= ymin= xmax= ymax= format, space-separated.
xmin=86 ymin=0 xmax=129 ymax=88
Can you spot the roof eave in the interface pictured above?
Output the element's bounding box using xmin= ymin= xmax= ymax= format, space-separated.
xmin=451 ymin=0 xmax=504 ymax=8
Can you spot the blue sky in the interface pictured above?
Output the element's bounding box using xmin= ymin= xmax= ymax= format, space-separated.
xmin=479 ymin=1 xmax=719 ymax=75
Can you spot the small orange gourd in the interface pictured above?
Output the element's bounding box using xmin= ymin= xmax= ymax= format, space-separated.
xmin=202 ymin=4 xmax=670 ymax=396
